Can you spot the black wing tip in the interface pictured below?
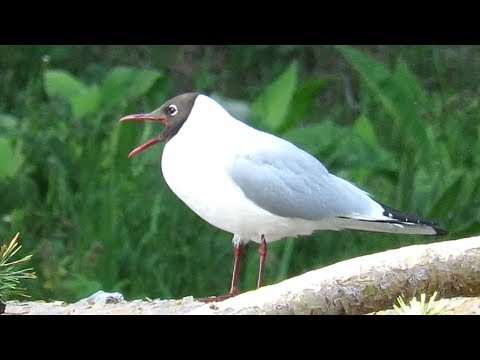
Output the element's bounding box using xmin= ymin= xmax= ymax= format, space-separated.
xmin=381 ymin=203 xmax=448 ymax=236
xmin=432 ymin=226 xmax=449 ymax=236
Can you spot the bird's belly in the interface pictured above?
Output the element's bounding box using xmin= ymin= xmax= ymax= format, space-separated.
xmin=161 ymin=150 xmax=324 ymax=243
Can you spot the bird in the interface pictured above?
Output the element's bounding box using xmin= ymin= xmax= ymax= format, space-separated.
xmin=119 ymin=92 xmax=448 ymax=301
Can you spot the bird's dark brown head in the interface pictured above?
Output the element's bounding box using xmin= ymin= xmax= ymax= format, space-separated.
xmin=119 ymin=92 xmax=200 ymax=157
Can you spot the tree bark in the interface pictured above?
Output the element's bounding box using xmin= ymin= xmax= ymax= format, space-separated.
xmin=187 ymin=236 xmax=480 ymax=315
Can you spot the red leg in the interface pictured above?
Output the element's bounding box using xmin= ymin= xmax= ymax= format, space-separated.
xmin=257 ymin=235 xmax=267 ymax=288
xmin=229 ymin=243 xmax=243 ymax=295
xmin=197 ymin=242 xmax=243 ymax=303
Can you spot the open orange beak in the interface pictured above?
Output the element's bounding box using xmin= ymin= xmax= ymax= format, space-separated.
xmin=119 ymin=113 xmax=168 ymax=158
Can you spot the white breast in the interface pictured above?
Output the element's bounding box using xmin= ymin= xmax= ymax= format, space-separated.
xmin=160 ymin=95 xmax=333 ymax=243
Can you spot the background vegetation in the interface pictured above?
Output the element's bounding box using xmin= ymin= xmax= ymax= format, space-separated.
xmin=0 ymin=45 xmax=478 ymax=302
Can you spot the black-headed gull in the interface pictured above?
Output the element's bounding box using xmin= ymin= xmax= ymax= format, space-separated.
xmin=120 ymin=93 xmax=448 ymax=301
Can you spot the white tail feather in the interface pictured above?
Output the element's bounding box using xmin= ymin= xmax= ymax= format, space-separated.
xmin=336 ymin=218 xmax=439 ymax=235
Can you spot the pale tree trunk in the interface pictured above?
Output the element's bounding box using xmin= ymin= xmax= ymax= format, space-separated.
xmin=187 ymin=236 xmax=480 ymax=315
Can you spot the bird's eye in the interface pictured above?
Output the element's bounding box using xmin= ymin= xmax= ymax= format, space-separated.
xmin=167 ymin=104 xmax=178 ymax=116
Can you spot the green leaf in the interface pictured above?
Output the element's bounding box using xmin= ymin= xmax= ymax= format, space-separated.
xmin=251 ymin=62 xmax=298 ymax=131
xmin=336 ymin=46 xmax=391 ymax=84
xmin=283 ymin=78 xmax=326 ymax=132
xmin=100 ymin=67 xmax=163 ymax=109
xmin=129 ymin=68 xmax=164 ymax=97
xmin=337 ymin=45 xmax=431 ymax=158
xmin=100 ymin=67 xmax=136 ymax=107
xmin=284 ymin=121 xmax=347 ymax=157
xmin=0 ymin=114 xmax=18 ymax=129
xmin=427 ymin=170 xmax=463 ymax=219
xmin=353 ymin=114 xmax=378 ymax=146
xmin=0 ymin=137 xmax=24 ymax=181
xmin=331 ymin=135 xmax=397 ymax=174
xmin=391 ymin=61 xmax=431 ymax=152
xmin=70 ymin=86 xmax=101 ymax=118
xmin=394 ymin=59 xmax=428 ymax=107
xmin=44 ymin=69 xmax=87 ymax=101
xmin=285 ymin=121 xmax=396 ymax=174
xmin=337 ymin=46 xmax=402 ymax=130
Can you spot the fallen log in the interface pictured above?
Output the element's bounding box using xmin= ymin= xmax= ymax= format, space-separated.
xmin=187 ymin=236 xmax=480 ymax=314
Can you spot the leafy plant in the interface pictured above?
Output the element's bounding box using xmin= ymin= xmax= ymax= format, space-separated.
xmin=249 ymin=61 xmax=325 ymax=134
xmin=0 ymin=233 xmax=36 ymax=300
xmin=44 ymin=66 xmax=164 ymax=118
xmin=250 ymin=61 xmax=299 ymax=132
xmin=336 ymin=45 xmax=480 ymax=236
xmin=336 ymin=45 xmax=431 ymax=158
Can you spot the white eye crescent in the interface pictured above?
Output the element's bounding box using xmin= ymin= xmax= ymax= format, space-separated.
xmin=167 ymin=104 xmax=178 ymax=116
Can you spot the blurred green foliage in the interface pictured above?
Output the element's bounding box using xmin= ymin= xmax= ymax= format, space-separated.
xmin=0 ymin=45 xmax=478 ymax=302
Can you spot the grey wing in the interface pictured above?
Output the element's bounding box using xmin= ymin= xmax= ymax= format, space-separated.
xmin=228 ymin=140 xmax=381 ymax=221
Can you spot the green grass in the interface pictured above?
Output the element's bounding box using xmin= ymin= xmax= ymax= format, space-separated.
xmin=0 ymin=45 xmax=479 ymax=302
